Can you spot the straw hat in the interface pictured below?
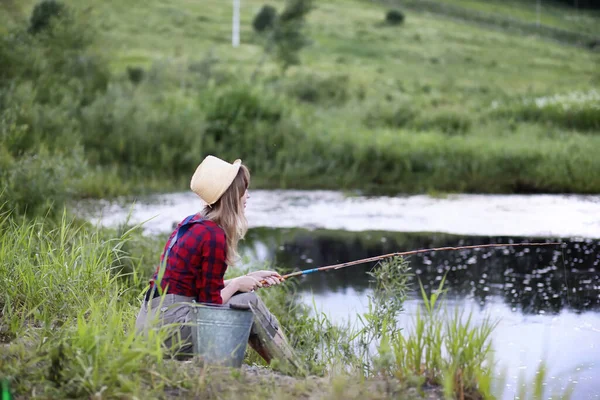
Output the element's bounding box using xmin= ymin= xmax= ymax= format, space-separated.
xmin=190 ymin=155 xmax=242 ymax=205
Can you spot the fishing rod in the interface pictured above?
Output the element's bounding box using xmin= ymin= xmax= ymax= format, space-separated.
xmin=260 ymin=242 xmax=562 ymax=285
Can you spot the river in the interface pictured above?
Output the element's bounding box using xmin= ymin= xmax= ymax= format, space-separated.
xmin=81 ymin=190 xmax=600 ymax=399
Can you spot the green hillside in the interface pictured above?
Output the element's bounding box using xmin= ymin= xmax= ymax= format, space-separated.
xmin=1 ymin=0 xmax=599 ymax=215
xmin=418 ymin=0 xmax=600 ymax=36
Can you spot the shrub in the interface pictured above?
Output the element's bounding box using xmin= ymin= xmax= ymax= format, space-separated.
xmin=126 ymin=66 xmax=144 ymax=85
xmin=285 ymin=73 xmax=350 ymax=105
xmin=0 ymin=148 xmax=85 ymax=216
xmin=127 ymin=67 xmax=144 ymax=85
xmin=28 ymin=0 xmax=66 ymax=35
xmin=80 ymin=84 xmax=204 ymax=177
xmin=3 ymin=1 xmax=110 ymax=107
xmin=385 ymin=9 xmax=405 ymax=26
xmin=0 ymin=84 xmax=84 ymax=160
xmin=202 ymin=85 xmax=284 ymax=145
xmin=252 ymin=5 xmax=277 ymax=33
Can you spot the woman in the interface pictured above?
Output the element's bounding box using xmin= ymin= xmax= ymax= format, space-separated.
xmin=136 ymin=155 xmax=289 ymax=362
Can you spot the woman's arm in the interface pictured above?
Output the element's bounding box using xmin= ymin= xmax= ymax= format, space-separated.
xmin=222 ymin=275 xmax=263 ymax=303
xmin=220 ymin=279 xmax=240 ymax=303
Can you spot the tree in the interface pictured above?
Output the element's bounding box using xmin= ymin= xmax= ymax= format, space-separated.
xmin=252 ymin=5 xmax=277 ymax=33
xmin=28 ymin=0 xmax=66 ymax=35
xmin=252 ymin=0 xmax=314 ymax=79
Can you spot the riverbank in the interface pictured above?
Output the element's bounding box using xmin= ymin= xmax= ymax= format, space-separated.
xmin=2 ymin=0 xmax=600 ymax=218
xmin=0 ymin=211 xmax=498 ymax=399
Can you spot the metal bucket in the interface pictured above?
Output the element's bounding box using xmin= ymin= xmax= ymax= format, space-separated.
xmin=192 ymin=304 xmax=254 ymax=368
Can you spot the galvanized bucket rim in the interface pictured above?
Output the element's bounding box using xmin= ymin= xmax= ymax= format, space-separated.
xmin=192 ymin=301 xmax=251 ymax=311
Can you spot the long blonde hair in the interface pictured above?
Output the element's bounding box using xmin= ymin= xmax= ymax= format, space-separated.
xmin=202 ymin=164 xmax=250 ymax=265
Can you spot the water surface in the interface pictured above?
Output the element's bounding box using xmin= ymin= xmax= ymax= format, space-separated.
xmin=82 ymin=190 xmax=600 ymax=238
xmin=243 ymin=228 xmax=599 ymax=400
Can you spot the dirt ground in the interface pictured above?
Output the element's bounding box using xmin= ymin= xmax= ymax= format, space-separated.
xmin=162 ymin=361 xmax=445 ymax=400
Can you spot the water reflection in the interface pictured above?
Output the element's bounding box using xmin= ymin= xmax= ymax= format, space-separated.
xmin=241 ymin=228 xmax=600 ymax=315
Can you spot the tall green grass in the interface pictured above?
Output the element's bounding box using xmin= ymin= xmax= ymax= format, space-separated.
xmin=0 ymin=211 xmax=169 ymax=398
xmin=0 ymin=210 xmax=579 ymax=398
xmin=390 ymin=277 xmax=498 ymax=398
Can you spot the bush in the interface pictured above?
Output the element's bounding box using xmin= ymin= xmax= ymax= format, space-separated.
xmin=284 ymin=73 xmax=350 ymax=105
xmin=3 ymin=1 xmax=110 ymax=107
xmin=252 ymin=5 xmax=277 ymax=33
xmin=28 ymin=0 xmax=66 ymax=35
xmin=202 ymin=85 xmax=284 ymax=145
xmin=385 ymin=9 xmax=405 ymax=26
xmin=80 ymin=84 xmax=204 ymax=177
xmin=0 ymin=148 xmax=86 ymax=216
xmin=126 ymin=66 xmax=144 ymax=85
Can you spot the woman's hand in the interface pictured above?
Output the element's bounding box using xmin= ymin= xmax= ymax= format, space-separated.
xmin=234 ymin=275 xmax=263 ymax=292
xmin=247 ymin=270 xmax=284 ymax=287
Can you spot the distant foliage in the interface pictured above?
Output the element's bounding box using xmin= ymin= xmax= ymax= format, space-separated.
xmin=126 ymin=66 xmax=145 ymax=85
xmin=492 ymin=91 xmax=600 ymax=132
xmin=1 ymin=148 xmax=85 ymax=216
xmin=253 ymin=0 xmax=314 ymax=75
xmin=80 ymin=85 xmax=204 ymax=176
xmin=285 ymin=73 xmax=350 ymax=105
xmin=364 ymin=102 xmax=419 ymax=129
xmin=556 ymin=0 xmax=600 ymax=8
xmin=274 ymin=0 xmax=314 ymax=72
xmin=252 ymin=5 xmax=277 ymax=33
xmin=28 ymin=0 xmax=66 ymax=34
xmin=385 ymin=9 xmax=405 ymax=26
xmin=418 ymin=110 xmax=472 ymax=134
xmin=364 ymin=102 xmax=471 ymax=134
xmin=203 ymin=85 xmax=283 ymax=145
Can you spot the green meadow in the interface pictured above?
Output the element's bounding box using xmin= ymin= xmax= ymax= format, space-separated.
xmin=420 ymin=0 xmax=600 ymax=36
xmin=2 ymin=0 xmax=600 ymax=218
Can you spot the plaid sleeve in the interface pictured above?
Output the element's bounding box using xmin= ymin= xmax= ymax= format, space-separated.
xmin=198 ymin=225 xmax=228 ymax=304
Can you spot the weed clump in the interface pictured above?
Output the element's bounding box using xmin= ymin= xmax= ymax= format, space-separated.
xmin=385 ymin=9 xmax=405 ymax=26
xmin=493 ymin=92 xmax=600 ymax=132
xmin=285 ymin=73 xmax=350 ymax=106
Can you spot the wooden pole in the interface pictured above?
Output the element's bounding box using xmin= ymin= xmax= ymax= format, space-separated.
xmin=232 ymin=0 xmax=240 ymax=47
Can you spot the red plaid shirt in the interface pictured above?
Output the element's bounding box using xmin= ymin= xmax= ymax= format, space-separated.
xmin=150 ymin=214 xmax=228 ymax=304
